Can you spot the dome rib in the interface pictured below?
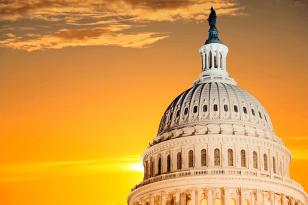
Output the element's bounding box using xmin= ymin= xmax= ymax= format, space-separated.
xmin=157 ymin=82 xmax=274 ymax=137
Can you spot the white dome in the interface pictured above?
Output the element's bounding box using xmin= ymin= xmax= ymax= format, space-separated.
xmin=156 ymin=82 xmax=274 ymax=138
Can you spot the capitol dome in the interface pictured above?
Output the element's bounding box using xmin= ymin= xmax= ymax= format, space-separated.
xmin=156 ymin=82 xmax=274 ymax=143
xmin=127 ymin=7 xmax=307 ymax=205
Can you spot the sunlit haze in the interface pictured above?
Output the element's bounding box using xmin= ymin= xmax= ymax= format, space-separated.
xmin=1 ymin=0 xmax=308 ymax=204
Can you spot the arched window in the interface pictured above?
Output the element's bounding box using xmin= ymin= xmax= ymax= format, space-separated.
xmin=243 ymin=107 xmax=247 ymax=114
xmin=245 ymin=199 xmax=250 ymax=205
xmin=187 ymin=200 xmax=192 ymax=205
xmin=273 ymin=157 xmax=276 ymax=174
xmin=203 ymin=105 xmax=208 ymax=112
xmin=241 ymin=150 xmax=246 ymax=167
xmin=189 ymin=150 xmax=194 ymax=168
xmin=214 ymin=148 xmax=220 ymax=166
xmin=201 ymin=149 xmax=207 ymax=166
xmin=214 ymin=199 xmax=222 ymax=205
xmin=167 ymin=155 xmax=171 ymax=172
xmin=193 ymin=106 xmax=198 ymax=113
xmin=234 ymin=105 xmax=238 ymax=112
xmin=177 ymin=152 xmax=182 ymax=170
xmin=201 ymin=198 xmax=208 ymax=205
xmin=253 ymin=151 xmax=258 ymax=169
xmin=220 ymin=53 xmax=223 ymax=69
xmin=150 ymin=158 xmax=154 ymax=177
xmin=158 ymin=157 xmax=162 ymax=175
xmin=145 ymin=161 xmax=148 ymax=179
xmin=214 ymin=53 xmax=217 ymax=68
xmin=264 ymin=154 xmax=268 ymax=171
xmin=224 ymin=104 xmax=228 ymax=112
xmin=229 ymin=199 xmax=236 ymax=205
xmin=213 ymin=104 xmax=218 ymax=111
xmin=228 ymin=149 xmax=233 ymax=166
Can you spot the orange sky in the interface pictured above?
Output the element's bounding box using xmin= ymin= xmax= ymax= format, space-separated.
xmin=1 ymin=0 xmax=308 ymax=205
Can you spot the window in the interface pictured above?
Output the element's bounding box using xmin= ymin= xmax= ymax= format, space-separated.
xmin=214 ymin=149 xmax=220 ymax=166
xmin=253 ymin=151 xmax=258 ymax=169
xmin=150 ymin=158 xmax=154 ymax=177
xmin=158 ymin=157 xmax=162 ymax=175
xmin=169 ymin=113 xmax=173 ymax=120
xmin=187 ymin=200 xmax=192 ymax=205
xmin=145 ymin=161 xmax=148 ymax=179
xmin=167 ymin=155 xmax=171 ymax=172
xmin=251 ymin=109 xmax=255 ymax=116
xmin=264 ymin=154 xmax=268 ymax=171
xmin=245 ymin=199 xmax=250 ymax=205
xmin=193 ymin=106 xmax=198 ymax=113
xmin=243 ymin=107 xmax=247 ymax=114
xmin=176 ymin=110 xmax=180 ymax=117
xmin=201 ymin=198 xmax=208 ymax=205
xmin=224 ymin=104 xmax=228 ymax=112
xmin=189 ymin=150 xmax=194 ymax=168
xmin=209 ymin=51 xmax=212 ymax=68
xmin=201 ymin=149 xmax=207 ymax=166
xmin=203 ymin=105 xmax=208 ymax=112
xmin=234 ymin=105 xmax=238 ymax=112
xmin=259 ymin=111 xmax=262 ymax=119
xmin=177 ymin=152 xmax=182 ymax=170
xmin=213 ymin=104 xmax=218 ymax=112
xmin=214 ymin=199 xmax=221 ymax=205
xmin=229 ymin=199 xmax=236 ymax=205
xmin=241 ymin=150 xmax=246 ymax=167
xmin=228 ymin=149 xmax=233 ymax=166
xmin=184 ymin=108 xmax=188 ymax=115
xmin=273 ymin=157 xmax=276 ymax=174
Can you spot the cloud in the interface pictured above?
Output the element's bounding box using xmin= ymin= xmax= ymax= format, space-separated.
xmin=0 ymin=0 xmax=245 ymax=50
xmin=0 ymin=155 xmax=143 ymax=182
xmin=0 ymin=25 xmax=169 ymax=51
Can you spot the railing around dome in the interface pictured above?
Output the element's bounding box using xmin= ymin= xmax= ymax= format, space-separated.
xmin=131 ymin=169 xmax=303 ymax=192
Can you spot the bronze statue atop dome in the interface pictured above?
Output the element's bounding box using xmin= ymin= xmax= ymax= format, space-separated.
xmin=208 ymin=6 xmax=217 ymax=27
xmin=205 ymin=6 xmax=222 ymax=44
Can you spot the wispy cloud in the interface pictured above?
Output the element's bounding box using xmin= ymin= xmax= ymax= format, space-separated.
xmin=0 ymin=155 xmax=143 ymax=183
xmin=0 ymin=25 xmax=169 ymax=51
xmin=0 ymin=0 xmax=245 ymax=51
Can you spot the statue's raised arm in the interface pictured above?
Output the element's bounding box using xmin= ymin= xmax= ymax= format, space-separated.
xmin=207 ymin=6 xmax=217 ymax=27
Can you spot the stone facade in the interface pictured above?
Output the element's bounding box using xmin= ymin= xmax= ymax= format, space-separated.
xmin=127 ymin=14 xmax=308 ymax=205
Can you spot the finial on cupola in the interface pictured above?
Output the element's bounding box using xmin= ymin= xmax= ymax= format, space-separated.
xmin=205 ymin=7 xmax=222 ymax=45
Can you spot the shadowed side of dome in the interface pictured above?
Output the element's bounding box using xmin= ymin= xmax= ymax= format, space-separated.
xmin=157 ymin=82 xmax=274 ymax=137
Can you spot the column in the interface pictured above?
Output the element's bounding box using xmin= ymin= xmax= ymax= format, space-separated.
xmin=162 ymin=192 xmax=166 ymax=205
xmin=290 ymin=198 xmax=295 ymax=205
xmin=181 ymin=191 xmax=187 ymax=205
xmin=211 ymin=50 xmax=214 ymax=69
xmin=197 ymin=188 xmax=203 ymax=205
xmin=224 ymin=187 xmax=229 ymax=205
xmin=216 ymin=50 xmax=220 ymax=69
xmin=150 ymin=194 xmax=155 ymax=205
xmin=263 ymin=193 xmax=268 ymax=205
xmin=206 ymin=52 xmax=209 ymax=69
xmin=241 ymin=188 xmax=246 ymax=205
xmin=256 ymin=190 xmax=261 ymax=205
xmin=207 ymin=187 xmax=213 ymax=205
xmin=252 ymin=191 xmax=255 ymax=205
xmin=141 ymin=198 xmax=146 ymax=205
xmin=281 ymin=194 xmax=286 ymax=205
xmin=191 ymin=188 xmax=196 ymax=205
xmin=270 ymin=192 xmax=275 ymax=205
xmin=176 ymin=190 xmax=181 ymax=205
xmin=202 ymin=53 xmax=206 ymax=70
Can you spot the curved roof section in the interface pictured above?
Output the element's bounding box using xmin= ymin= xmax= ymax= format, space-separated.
xmin=157 ymin=82 xmax=274 ymax=136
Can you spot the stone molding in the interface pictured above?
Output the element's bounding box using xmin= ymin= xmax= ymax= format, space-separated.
xmin=151 ymin=124 xmax=281 ymax=148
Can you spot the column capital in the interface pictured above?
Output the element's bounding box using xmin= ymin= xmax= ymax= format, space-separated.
xmin=161 ymin=191 xmax=166 ymax=198
xmin=175 ymin=189 xmax=181 ymax=195
xmin=224 ymin=187 xmax=230 ymax=192
xmin=190 ymin=187 xmax=196 ymax=192
xmin=207 ymin=187 xmax=213 ymax=192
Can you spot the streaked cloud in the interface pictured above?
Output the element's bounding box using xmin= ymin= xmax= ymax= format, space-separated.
xmin=0 ymin=25 xmax=169 ymax=51
xmin=0 ymin=155 xmax=143 ymax=183
xmin=0 ymin=0 xmax=245 ymax=51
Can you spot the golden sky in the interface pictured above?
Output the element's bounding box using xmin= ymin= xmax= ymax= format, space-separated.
xmin=1 ymin=0 xmax=308 ymax=205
